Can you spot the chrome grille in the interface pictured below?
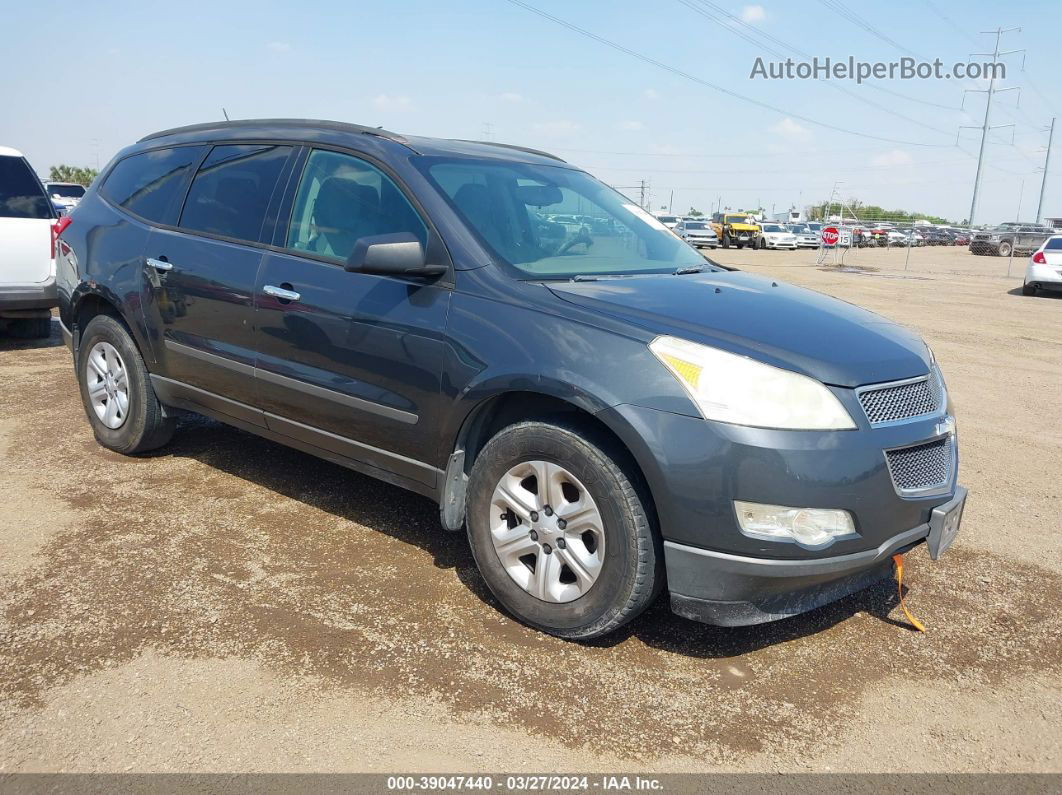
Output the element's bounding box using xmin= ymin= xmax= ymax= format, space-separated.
xmin=885 ymin=437 xmax=953 ymax=493
xmin=858 ymin=372 xmax=941 ymax=425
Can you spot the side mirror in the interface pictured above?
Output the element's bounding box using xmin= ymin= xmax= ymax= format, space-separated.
xmin=344 ymin=233 xmax=446 ymax=277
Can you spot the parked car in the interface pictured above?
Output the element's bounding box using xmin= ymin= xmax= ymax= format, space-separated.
xmin=1023 ymin=235 xmax=1062 ymax=296
xmin=1 ymin=145 xmax=59 ymax=338
xmin=45 ymin=181 xmax=87 ymax=214
xmin=757 ymin=223 xmax=798 ymax=250
xmin=653 ymin=213 xmax=681 ymax=229
xmin=970 ymin=222 xmax=1054 ymax=257
xmin=786 ymin=224 xmax=819 ymax=248
xmin=55 ymin=119 xmax=966 ymax=640
xmin=921 ymin=228 xmax=953 ymax=246
xmin=675 ymin=219 xmax=718 ymax=249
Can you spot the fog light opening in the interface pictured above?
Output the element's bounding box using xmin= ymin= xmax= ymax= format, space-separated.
xmin=735 ymin=501 xmax=857 ymax=549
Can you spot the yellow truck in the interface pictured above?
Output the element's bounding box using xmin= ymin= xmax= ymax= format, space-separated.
xmin=711 ymin=212 xmax=761 ymax=249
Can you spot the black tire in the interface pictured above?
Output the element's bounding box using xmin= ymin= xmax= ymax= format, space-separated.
xmin=466 ymin=421 xmax=662 ymax=640
xmin=1022 ymin=282 xmax=1037 ymax=296
xmin=758 ymin=237 xmax=767 ymax=250
xmin=997 ymin=241 xmax=1012 ymax=257
xmin=77 ymin=314 xmax=175 ymax=454
xmin=7 ymin=317 xmax=52 ymax=339
xmin=722 ymin=233 xmax=731 ymax=249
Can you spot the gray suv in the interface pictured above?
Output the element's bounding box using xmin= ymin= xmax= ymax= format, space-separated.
xmin=970 ymin=222 xmax=1054 ymax=257
xmin=54 ymin=119 xmax=966 ymax=639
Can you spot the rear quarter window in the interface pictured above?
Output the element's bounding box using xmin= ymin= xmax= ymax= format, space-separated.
xmin=0 ymin=155 xmax=53 ymax=219
xmin=178 ymin=144 xmax=292 ymax=243
xmin=1045 ymin=238 xmax=1062 ymax=250
xmin=100 ymin=146 xmax=205 ymax=224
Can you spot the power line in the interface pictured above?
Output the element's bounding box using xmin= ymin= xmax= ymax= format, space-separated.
xmin=506 ymin=0 xmax=956 ymax=148
xmin=676 ymin=0 xmax=956 ymax=136
xmin=818 ymin=0 xmax=928 ymax=60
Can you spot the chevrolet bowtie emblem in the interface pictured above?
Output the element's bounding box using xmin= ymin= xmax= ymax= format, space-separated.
xmin=936 ymin=416 xmax=956 ymax=437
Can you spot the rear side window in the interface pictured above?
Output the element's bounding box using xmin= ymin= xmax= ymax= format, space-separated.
xmin=285 ymin=149 xmax=427 ymax=263
xmin=0 ymin=155 xmax=52 ymax=219
xmin=101 ymin=146 xmax=204 ymax=223
xmin=1045 ymin=238 xmax=1062 ymax=250
xmin=179 ymin=144 xmax=292 ymax=243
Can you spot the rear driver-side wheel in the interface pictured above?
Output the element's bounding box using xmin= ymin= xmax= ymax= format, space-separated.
xmin=1022 ymin=282 xmax=1037 ymax=296
xmin=77 ymin=314 xmax=174 ymax=454
xmin=466 ymin=421 xmax=662 ymax=640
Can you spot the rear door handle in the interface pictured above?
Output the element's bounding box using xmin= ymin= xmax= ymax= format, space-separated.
xmin=263 ymin=284 xmax=301 ymax=302
xmin=147 ymin=257 xmax=173 ymax=272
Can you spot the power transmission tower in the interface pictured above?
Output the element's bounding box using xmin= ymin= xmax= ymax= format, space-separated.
xmin=960 ymin=27 xmax=1024 ymax=226
xmin=1036 ymin=117 xmax=1055 ymax=223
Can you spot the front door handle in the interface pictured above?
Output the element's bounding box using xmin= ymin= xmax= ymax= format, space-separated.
xmin=263 ymin=284 xmax=301 ymax=302
xmin=147 ymin=257 xmax=173 ymax=272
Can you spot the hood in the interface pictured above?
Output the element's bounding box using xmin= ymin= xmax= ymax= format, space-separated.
xmin=547 ymin=271 xmax=930 ymax=387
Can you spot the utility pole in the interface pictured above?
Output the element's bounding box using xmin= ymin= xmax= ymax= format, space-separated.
xmin=1036 ymin=117 xmax=1055 ymax=223
xmin=961 ymin=27 xmax=1024 ymax=226
xmin=638 ymin=180 xmax=647 ymax=210
xmin=481 ymin=122 xmax=494 ymax=141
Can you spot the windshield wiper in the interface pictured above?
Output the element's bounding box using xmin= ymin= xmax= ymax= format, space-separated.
xmin=673 ymin=263 xmax=718 ymax=275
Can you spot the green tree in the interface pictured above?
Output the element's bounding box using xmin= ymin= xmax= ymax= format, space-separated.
xmin=48 ymin=165 xmax=99 ymax=186
xmin=687 ymin=207 xmax=704 ymax=217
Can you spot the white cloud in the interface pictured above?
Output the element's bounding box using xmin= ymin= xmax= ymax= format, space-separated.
xmin=266 ymin=41 xmax=291 ymax=52
xmin=498 ymin=92 xmax=525 ymax=103
xmin=870 ymin=149 xmax=914 ymax=167
xmin=643 ymin=88 xmax=660 ymax=101
xmin=373 ymin=94 xmax=414 ymax=111
xmin=740 ymin=5 xmax=767 ymax=23
xmin=532 ymin=120 xmax=582 ymax=136
xmin=617 ymin=120 xmax=645 ymax=131
xmin=770 ymin=117 xmax=812 ymax=140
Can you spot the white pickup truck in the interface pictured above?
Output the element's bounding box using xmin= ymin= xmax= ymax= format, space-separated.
xmin=0 ymin=146 xmax=58 ymax=338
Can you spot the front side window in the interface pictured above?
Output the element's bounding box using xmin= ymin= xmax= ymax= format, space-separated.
xmin=286 ymin=149 xmax=427 ymax=263
xmin=101 ymin=146 xmax=204 ymax=224
xmin=179 ymin=144 xmax=292 ymax=243
xmin=419 ymin=159 xmax=706 ymax=279
xmin=0 ymin=155 xmax=53 ymax=219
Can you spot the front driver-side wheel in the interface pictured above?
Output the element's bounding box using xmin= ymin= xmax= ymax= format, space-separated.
xmin=466 ymin=421 xmax=661 ymax=640
xmin=77 ymin=314 xmax=175 ymax=454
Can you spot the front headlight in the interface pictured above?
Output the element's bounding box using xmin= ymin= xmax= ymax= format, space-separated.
xmin=649 ymin=336 xmax=856 ymax=430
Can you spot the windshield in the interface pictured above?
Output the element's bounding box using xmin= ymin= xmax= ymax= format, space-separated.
xmin=684 ymin=222 xmax=707 ymax=230
xmin=789 ymin=225 xmax=808 ymax=233
xmin=725 ymin=215 xmax=753 ymax=224
xmin=419 ymin=159 xmax=706 ymax=278
xmin=47 ymin=184 xmax=85 ymax=198
xmin=762 ymin=224 xmax=783 ymax=232
xmin=656 ymin=215 xmax=679 ymax=224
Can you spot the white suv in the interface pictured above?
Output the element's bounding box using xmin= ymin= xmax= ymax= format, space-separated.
xmin=0 ymin=146 xmax=58 ymax=338
xmin=1023 ymin=234 xmax=1062 ymax=296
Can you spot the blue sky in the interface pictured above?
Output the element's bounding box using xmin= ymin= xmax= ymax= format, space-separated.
xmin=2 ymin=0 xmax=1059 ymax=223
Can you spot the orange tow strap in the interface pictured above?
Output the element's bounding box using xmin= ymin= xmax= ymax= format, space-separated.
xmin=892 ymin=553 xmax=926 ymax=632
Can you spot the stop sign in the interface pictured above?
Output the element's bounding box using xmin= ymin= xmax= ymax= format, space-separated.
xmin=821 ymin=226 xmax=840 ymax=246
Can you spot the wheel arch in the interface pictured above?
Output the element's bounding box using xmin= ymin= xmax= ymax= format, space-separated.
xmin=438 ymin=389 xmax=659 ymax=537
xmin=70 ymin=286 xmax=155 ymax=368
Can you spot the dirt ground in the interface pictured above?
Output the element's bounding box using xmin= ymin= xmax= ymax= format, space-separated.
xmin=1 ymin=244 xmax=1059 ymax=773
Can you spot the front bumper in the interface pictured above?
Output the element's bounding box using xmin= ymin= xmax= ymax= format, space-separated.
xmin=0 ymin=280 xmax=57 ymax=313
xmin=596 ymin=401 xmax=962 ymax=625
xmin=667 ymin=486 xmax=967 ymax=625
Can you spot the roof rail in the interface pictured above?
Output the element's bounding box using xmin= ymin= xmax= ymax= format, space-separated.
xmin=138 ymin=118 xmax=409 ymax=145
xmin=449 ymin=140 xmax=566 ymax=163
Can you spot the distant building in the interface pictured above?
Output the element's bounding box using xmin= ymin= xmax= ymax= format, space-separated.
xmin=1044 ymin=217 xmax=1062 ymax=230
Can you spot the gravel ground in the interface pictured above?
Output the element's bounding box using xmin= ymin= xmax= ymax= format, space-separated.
xmin=0 ymin=245 xmax=1059 ymax=773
